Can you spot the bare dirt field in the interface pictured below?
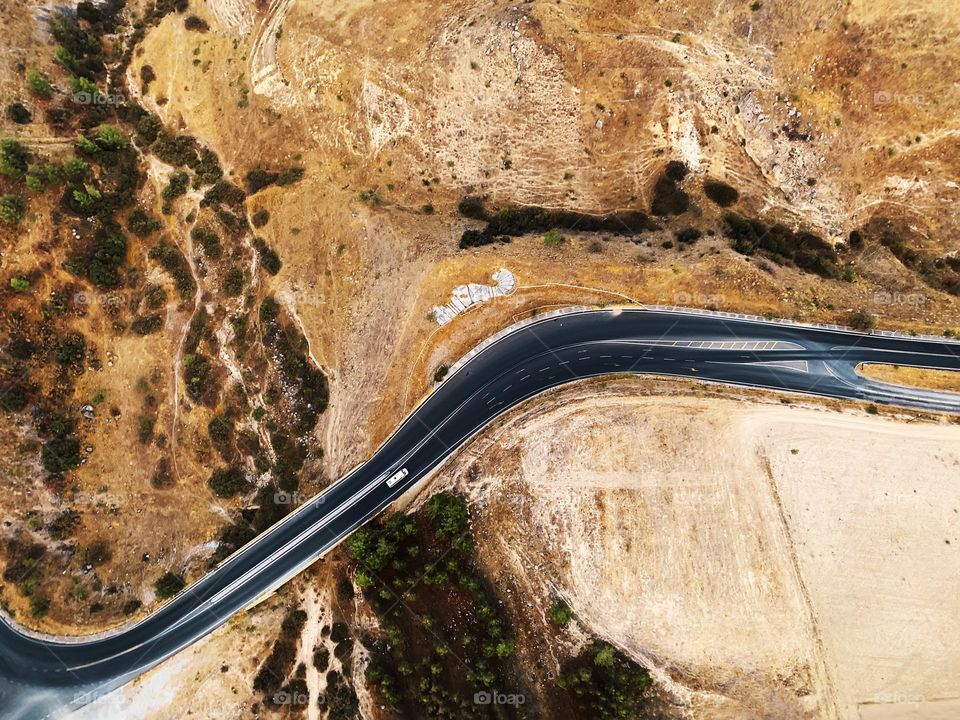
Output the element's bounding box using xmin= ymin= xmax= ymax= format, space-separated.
xmin=423 ymin=380 xmax=960 ymax=720
xmin=70 ymin=593 xmax=287 ymax=720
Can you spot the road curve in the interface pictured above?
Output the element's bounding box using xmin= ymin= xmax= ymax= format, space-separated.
xmin=2 ymin=308 xmax=959 ymax=718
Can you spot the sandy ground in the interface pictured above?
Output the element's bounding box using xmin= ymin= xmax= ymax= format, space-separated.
xmin=70 ymin=598 xmax=286 ymax=720
xmin=425 ymin=379 xmax=960 ymax=720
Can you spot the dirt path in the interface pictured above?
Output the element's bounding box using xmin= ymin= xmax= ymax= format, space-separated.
xmin=166 ymin=188 xmax=203 ymax=482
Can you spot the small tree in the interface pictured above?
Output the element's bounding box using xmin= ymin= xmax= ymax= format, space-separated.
xmin=41 ymin=436 xmax=81 ymax=473
xmin=207 ymin=466 xmax=247 ymax=497
xmin=544 ymin=228 xmax=565 ymax=245
xmin=847 ymin=308 xmax=876 ymax=331
xmin=0 ymin=195 xmax=26 ymax=224
xmin=0 ymin=139 xmax=30 ymax=178
xmin=550 ymin=600 xmax=573 ymax=626
xmin=69 ymin=76 xmax=99 ymax=98
xmin=26 ymin=70 xmax=54 ymax=99
xmin=593 ymin=643 xmax=616 ymax=668
xmin=30 ymin=595 xmax=50 ymax=618
xmin=95 ymin=124 xmax=127 ymax=151
xmin=154 ymin=571 xmax=185 ymax=599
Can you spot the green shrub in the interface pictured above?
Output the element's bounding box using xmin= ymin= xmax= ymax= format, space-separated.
xmin=41 ymin=436 xmax=82 ymax=473
xmin=222 ymin=267 xmax=244 ymax=297
xmin=130 ymin=314 xmax=163 ymax=335
xmin=71 ymin=183 xmax=103 ymax=214
xmin=95 ymin=124 xmax=127 ymax=151
xmin=457 ymin=197 xmax=658 ymax=248
xmin=76 ymin=224 xmax=127 ymax=288
xmin=26 ymin=70 xmax=53 ymax=99
xmin=74 ymin=134 xmax=100 ymax=155
xmin=703 ymin=179 xmax=740 ymax=207
xmin=140 ymin=64 xmax=156 ymax=92
xmin=191 ymin=148 xmax=222 ymax=188
xmin=543 ymin=229 xmax=565 ymax=245
xmin=137 ymin=415 xmax=155 ymax=444
xmin=0 ymin=195 xmax=26 ymax=224
xmin=190 ymin=226 xmax=222 ymax=259
xmin=675 ymin=227 xmax=702 ymax=244
xmin=154 ymin=571 xmax=185 ymax=599
xmin=161 ymin=171 xmax=190 ymax=214
xmin=151 ymin=131 xmax=199 ymax=167
xmin=202 ymin=179 xmax=245 ymax=207
xmin=550 ymin=600 xmax=573 ymax=626
xmin=558 ymin=642 xmax=652 ymax=719
xmin=64 ymin=157 xmax=90 ymax=181
xmin=251 ymin=208 xmax=270 ymax=227
xmin=128 ymin=209 xmax=162 ymax=237
xmin=0 ymin=138 xmax=30 ymax=178
xmin=135 ymin=114 xmax=162 ymax=147
xmin=47 ymin=510 xmax=81 ymax=540
xmin=6 ymin=102 xmax=32 ymax=125
xmin=30 ymin=595 xmax=50 ymax=618
xmin=0 ymin=381 xmax=29 ymax=412
xmin=424 ymin=493 xmax=469 ymax=539
xmin=723 ymin=212 xmax=840 ymax=279
xmin=69 ymin=75 xmax=99 ymax=98
xmin=253 ymin=238 xmax=282 ymax=275
xmin=54 ymin=47 xmax=80 ymax=75
xmin=151 ymin=458 xmax=174 ymax=489
xmin=149 ymin=241 xmax=195 ymax=299
xmin=245 ymin=166 xmax=304 ymax=193
xmin=55 ymin=332 xmax=86 ymax=365
xmin=208 ymin=466 xmax=246 ymax=497
xmin=208 ymin=414 xmax=233 ymax=446
xmin=847 ymin=309 xmax=876 ymax=331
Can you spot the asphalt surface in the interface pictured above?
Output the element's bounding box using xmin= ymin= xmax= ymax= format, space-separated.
xmin=2 ymin=308 xmax=959 ymax=719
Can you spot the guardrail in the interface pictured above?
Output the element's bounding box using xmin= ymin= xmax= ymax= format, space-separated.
xmin=643 ymin=304 xmax=960 ymax=344
xmin=445 ymin=306 xmax=593 ymax=378
xmin=442 ymin=303 xmax=959 ymax=385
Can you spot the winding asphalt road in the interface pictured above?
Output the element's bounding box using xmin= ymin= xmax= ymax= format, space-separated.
xmin=2 ymin=308 xmax=960 ymax=718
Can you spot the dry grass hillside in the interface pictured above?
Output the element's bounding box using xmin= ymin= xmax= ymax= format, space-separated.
xmin=127 ymin=0 xmax=960 ymax=470
xmin=0 ymin=0 xmax=958 ymax=718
